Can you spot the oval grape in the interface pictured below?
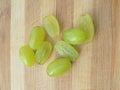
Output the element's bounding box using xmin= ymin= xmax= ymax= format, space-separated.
xmin=78 ymin=14 xmax=94 ymax=43
xmin=35 ymin=41 xmax=52 ymax=64
xmin=43 ymin=15 xmax=60 ymax=38
xmin=63 ymin=28 xmax=88 ymax=45
xmin=46 ymin=57 xmax=72 ymax=77
xmin=54 ymin=41 xmax=79 ymax=61
xmin=29 ymin=26 xmax=45 ymax=50
xmin=19 ymin=46 xmax=35 ymax=66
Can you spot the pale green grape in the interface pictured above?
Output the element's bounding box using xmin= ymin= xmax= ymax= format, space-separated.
xmin=35 ymin=41 xmax=52 ymax=64
xmin=78 ymin=14 xmax=94 ymax=43
xmin=29 ymin=26 xmax=45 ymax=50
xmin=63 ymin=28 xmax=88 ymax=45
xmin=46 ymin=57 xmax=71 ymax=77
xmin=19 ymin=46 xmax=35 ymax=66
xmin=43 ymin=15 xmax=60 ymax=38
xmin=54 ymin=41 xmax=79 ymax=61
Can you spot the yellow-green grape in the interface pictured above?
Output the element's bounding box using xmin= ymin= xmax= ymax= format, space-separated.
xmin=78 ymin=14 xmax=94 ymax=43
xmin=54 ymin=41 xmax=79 ymax=61
xmin=43 ymin=15 xmax=60 ymax=38
xmin=63 ymin=29 xmax=88 ymax=45
xmin=19 ymin=46 xmax=35 ymax=66
xmin=46 ymin=57 xmax=72 ymax=77
xmin=35 ymin=41 xmax=52 ymax=64
xmin=29 ymin=26 xmax=45 ymax=50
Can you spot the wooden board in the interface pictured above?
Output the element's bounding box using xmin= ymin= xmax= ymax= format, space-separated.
xmin=0 ymin=0 xmax=120 ymax=90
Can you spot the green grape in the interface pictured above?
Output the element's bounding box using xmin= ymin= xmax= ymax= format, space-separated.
xmin=43 ymin=14 xmax=60 ymax=38
xmin=63 ymin=28 xmax=88 ymax=45
xmin=29 ymin=26 xmax=45 ymax=50
xmin=46 ymin=57 xmax=72 ymax=77
xmin=78 ymin=14 xmax=94 ymax=43
xmin=35 ymin=41 xmax=52 ymax=64
xmin=54 ymin=41 xmax=79 ymax=61
xmin=19 ymin=46 xmax=35 ymax=66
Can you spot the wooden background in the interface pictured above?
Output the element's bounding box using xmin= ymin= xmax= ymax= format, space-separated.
xmin=0 ymin=0 xmax=120 ymax=90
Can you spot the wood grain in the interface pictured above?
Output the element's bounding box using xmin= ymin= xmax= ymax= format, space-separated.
xmin=25 ymin=0 xmax=56 ymax=90
xmin=112 ymin=0 xmax=120 ymax=90
xmin=0 ymin=0 xmax=11 ymax=90
xmin=91 ymin=0 xmax=113 ymax=90
xmin=0 ymin=0 xmax=120 ymax=90
xmin=11 ymin=0 xmax=25 ymax=90
xmin=55 ymin=1 xmax=74 ymax=90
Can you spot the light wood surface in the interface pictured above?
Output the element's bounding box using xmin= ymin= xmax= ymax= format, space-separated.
xmin=0 ymin=0 xmax=120 ymax=90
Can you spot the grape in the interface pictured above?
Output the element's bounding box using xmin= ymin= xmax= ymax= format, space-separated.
xmin=54 ymin=41 xmax=79 ymax=61
xmin=35 ymin=41 xmax=52 ymax=64
xmin=19 ymin=46 xmax=35 ymax=66
xmin=63 ymin=28 xmax=88 ymax=45
xmin=46 ymin=57 xmax=71 ymax=77
xmin=29 ymin=26 xmax=45 ymax=50
xmin=78 ymin=14 xmax=94 ymax=43
xmin=43 ymin=15 xmax=60 ymax=38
